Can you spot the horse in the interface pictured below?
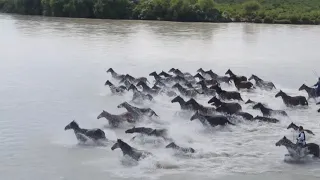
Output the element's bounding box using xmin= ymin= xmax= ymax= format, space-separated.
xmin=210 ymin=84 xmax=243 ymax=101
xmin=166 ymin=142 xmax=195 ymax=153
xmin=122 ymin=74 xmax=149 ymax=85
xmin=206 ymin=70 xmax=231 ymax=84
xmin=248 ymin=74 xmax=276 ymax=90
xmin=171 ymin=96 xmax=192 ymax=110
xmin=275 ymin=90 xmax=308 ymax=107
xmin=117 ymin=102 xmax=159 ymax=120
xmin=136 ymin=81 xmax=160 ymax=95
xmin=275 ymin=136 xmax=319 ymax=159
xmin=149 ymin=71 xmax=163 ymax=81
xmin=65 ymin=120 xmax=107 ymax=143
xmin=233 ymin=112 xmax=254 ymax=120
xmin=194 ymin=73 xmax=219 ymax=86
xmin=106 ymin=68 xmax=125 ymax=80
xmin=298 ymin=84 xmax=319 ymax=99
xmin=253 ymin=103 xmax=288 ymax=117
xmin=225 ymin=69 xmax=247 ymax=82
xmin=111 ymin=139 xmax=152 ymax=161
xmin=172 ymin=83 xmax=201 ymax=98
xmin=287 ymin=122 xmax=315 ymax=135
xmin=185 ymin=98 xmax=216 ymax=115
xmin=253 ymin=116 xmax=279 ymax=123
xmin=190 ymin=111 xmax=235 ymax=127
xmin=196 ymin=80 xmax=216 ymax=96
xmin=229 ymin=75 xmax=254 ymax=90
xmin=208 ymin=96 xmax=242 ymax=114
xmin=127 ymin=84 xmax=153 ymax=102
xmin=125 ymin=126 xmax=169 ymax=140
xmin=104 ymin=80 xmax=127 ymax=95
xmin=159 ymin=71 xmax=173 ymax=78
xmin=97 ymin=110 xmax=135 ymax=127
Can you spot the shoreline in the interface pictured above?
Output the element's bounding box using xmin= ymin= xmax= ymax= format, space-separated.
xmin=1 ymin=12 xmax=319 ymax=26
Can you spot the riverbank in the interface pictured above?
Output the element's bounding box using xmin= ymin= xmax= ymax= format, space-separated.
xmin=1 ymin=0 xmax=320 ymax=25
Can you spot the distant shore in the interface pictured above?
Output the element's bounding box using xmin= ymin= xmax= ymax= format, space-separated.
xmin=1 ymin=0 xmax=320 ymax=25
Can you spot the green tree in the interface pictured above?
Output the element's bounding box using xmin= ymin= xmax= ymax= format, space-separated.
xmin=242 ymin=0 xmax=261 ymax=16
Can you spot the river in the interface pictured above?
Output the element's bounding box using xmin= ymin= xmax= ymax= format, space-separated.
xmin=1 ymin=14 xmax=320 ymax=180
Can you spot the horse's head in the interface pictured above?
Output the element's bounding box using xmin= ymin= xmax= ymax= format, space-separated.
xmin=165 ymin=142 xmax=177 ymax=149
xmin=287 ymin=122 xmax=295 ymax=129
xmin=125 ymin=127 xmax=136 ymax=134
xmin=248 ymin=74 xmax=256 ymax=81
xmin=208 ymin=96 xmax=220 ymax=104
xmin=97 ymin=110 xmax=106 ymax=119
xmin=111 ymin=139 xmax=121 ymax=150
xmin=169 ymin=68 xmax=176 ymax=73
xmin=253 ymin=103 xmax=264 ymax=110
xmin=245 ymin=99 xmax=254 ymax=104
xmin=65 ymin=120 xmax=79 ymax=130
xmin=117 ymin=102 xmax=128 ymax=108
xmin=173 ymin=69 xmax=182 ymax=75
xmin=107 ymin=68 xmax=114 ymax=73
xmin=194 ymin=73 xmax=204 ymax=80
xmin=197 ymin=68 xmax=205 ymax=73
xmin=275 ymin=90 xmax=284 ymax=98
xmin=149 ymin=71 xmax=158 ymax=77
xmin=225 ymin=69 xmax=232 ymax=76
xmin=171 ymin=96 xmax=183 ymax=103
xmin=190 ymin=111 xmax=201 ymax=121
xmin=275 ymin=136 xmax=288 ymax=147
xmin=124 ymin=74 xmax=135 ymax=81
xmin=104 ymin=80 xmax=113 ymax=86
xmin=318 ymin=108 xmax=320 ymax=113
xmin=298 ymin=84 xmax=306 ymax=91
xmin=128 ymin=84 xmax=137 ymax=91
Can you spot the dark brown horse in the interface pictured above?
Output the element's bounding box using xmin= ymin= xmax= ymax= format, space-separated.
xmin=225 ymin=69 xmax=247 ymax=82
xmin=275 ymin=90 xmax=308 ymax=107
xmin=210 ymin=84 xmax=243 ymax=101
xmin=230 ymin=75 xmax=254 ymax=90
xmin=298 ymin=84 xmax=319 ymax=99
xmin=253 ymin=103 xmax=288 ymax=117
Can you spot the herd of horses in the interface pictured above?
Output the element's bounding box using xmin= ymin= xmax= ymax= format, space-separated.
xmin=64 ymin=68 xmax=320 ymax=161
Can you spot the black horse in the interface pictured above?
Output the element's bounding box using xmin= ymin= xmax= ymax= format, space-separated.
xmin=253 ymin=116 xmax=279 ymax=123
xmin=171 ymin=96 xmax=192 ymax=110
xmin=298 ymin=84 xmax=319 ymax=99
xmin=287 ymin=122 xmax=315 ymax=135
xmin=125 ymin=126 xmax=169 ymax=140
xmin=196 ymin=80 xmax=216 ymax=96
xmin=229 ymin=75 xmax=254 ymax=90
xmin=276 ymin=136 xmax=319 ymax=158
xmin=111 ymin=139 xmax=152 ymax=161
xmin=166 ymin=142 xmax=195 ymax=153
xmin=105 ymin=80 xmax=127 ymax=94
xmin=233 ymin=112 xmax=254 ymax=120
xmin=210 ymin=84 xmax=243 ymax=101
xmin=275 ymin=90 xmax=308 ymax=107
xmin=65 ymin=120 xmax=107 ymax=143
xmin=136 ymin=81 xmax=160 ymax=95
xmin=172 ymin=83 xmax=201 ymax=98
xmin=190 ymin=111 xmax=235 ymax=127
xmin=248 ymin=74 xmax=276 ymax=90
xmin=97 ymin=110 xmax=135 ymax=127
xmin=107 ymin=68 xmax=125 ymax=80
xmin=225 ymin=69 xmax=247 ymax=82
xmin=185 ymin=98 xmax=216 ymax=115
xmin=253 ymin=103 xmax=288 ymax=117
xmin=208 ymin=96 xmax=242 ymax=114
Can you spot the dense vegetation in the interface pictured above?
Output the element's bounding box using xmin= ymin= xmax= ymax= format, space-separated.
xmin=1 ymin=0 xmax=320 ymax=24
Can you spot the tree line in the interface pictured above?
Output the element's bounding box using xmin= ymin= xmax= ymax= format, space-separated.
xmin=1 ymin=0 xmax=320 ymax=24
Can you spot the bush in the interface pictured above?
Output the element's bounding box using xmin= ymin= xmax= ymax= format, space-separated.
xmin=242 ymin=0 xmax=261 ymax=15
xmin=264 ymin=16 xmax=274 ymax=23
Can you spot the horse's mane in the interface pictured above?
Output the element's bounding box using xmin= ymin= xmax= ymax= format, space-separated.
xmin=118 ymin=140 xmax=133 ymax=151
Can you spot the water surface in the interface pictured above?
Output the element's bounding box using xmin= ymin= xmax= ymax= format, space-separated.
xmin=0 ymin=14 xmax=320 ymax=180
